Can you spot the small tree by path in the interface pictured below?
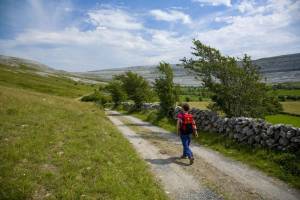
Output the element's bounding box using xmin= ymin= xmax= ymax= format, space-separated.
xmin=116 ymin=71 xmax=152 ymax=110
xmin=154 ymin=62 xmax=179 ymax=117
xmin=182 ymin=40 xmax=282 ymax=118
xmin=105 ymin=80 xmax=127 ymax=107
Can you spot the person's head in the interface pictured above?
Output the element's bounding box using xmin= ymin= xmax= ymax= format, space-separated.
xmin=182 ymin=103 xmax=190 ymax=112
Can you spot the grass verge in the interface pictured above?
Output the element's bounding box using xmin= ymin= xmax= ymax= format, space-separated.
xmin=0 ymin=64 xmax=95 ymax=98
xmin=266 ymin=114 xmax=300 ymax=127
xmin=0 ymin=86 xmax=167 ymax=200
xmin=122 ymin=109 xmax=300 ymax=189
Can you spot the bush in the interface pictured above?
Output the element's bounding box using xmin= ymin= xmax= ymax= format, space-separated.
xmin=278 ymin=95 xmax=286 ymax=101
xmin=105 ymin=80 xmax=127 ymax=107
xmin=116 ymin=72 xmax=152 ymax=110
xmin=81 ymin=91 xmax=102 ymax=102
xmin=81 ymin=91 xmax=111 ymax=107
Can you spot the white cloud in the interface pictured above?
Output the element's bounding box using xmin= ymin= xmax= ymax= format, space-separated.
xmin=149 ymin=9 xmax=192 ymax=24
xmin=192 ymin=0 xmax=231 ymax=7
xmin=237 ymin=0 xmax=256 ymax=13
xmin=196 ymin=0 xmax=300 ymax=58
xmin=0 ymin=6 xmax=192 ymax=71
xmin=0 ymin=1 xmax=299 ymax=71
xmin=88 ymin=8 xmax=143 ymax=30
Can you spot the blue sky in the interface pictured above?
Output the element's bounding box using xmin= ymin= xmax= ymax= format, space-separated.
xmin=0 ymin=0 xmax=299 ymax=71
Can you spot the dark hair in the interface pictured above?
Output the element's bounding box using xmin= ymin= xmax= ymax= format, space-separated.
xmin=182 ymin=103 xmax=190 ymax=111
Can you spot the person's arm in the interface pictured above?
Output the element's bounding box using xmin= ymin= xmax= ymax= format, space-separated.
xmin=193 ymin=119 xmax=198 ymax=137
xmin=176 ymin=119 xmax=181 ymax=136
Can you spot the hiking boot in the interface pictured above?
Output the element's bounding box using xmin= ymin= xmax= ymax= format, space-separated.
xmin=180 ymin=155 xmax=187 ymax=159
xmin=189 ymin=157 xmax=194 ymax=165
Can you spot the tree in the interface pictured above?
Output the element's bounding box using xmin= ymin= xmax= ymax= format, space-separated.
xmin=105 ymin=80 xmax=126 ymax=107
xmin=81 ymin=89 xmax=111 ymax=108
xmin=116 ymin=71 xmax=152 ymax=109
xmin=182 ymin=40 xmax=282 ymax=118
xmin=154 ymin=62 xmax=178 ymax=116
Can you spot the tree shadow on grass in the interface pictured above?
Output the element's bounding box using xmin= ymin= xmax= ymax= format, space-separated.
xmin=145 ymin=156 xmax=190 ymax=166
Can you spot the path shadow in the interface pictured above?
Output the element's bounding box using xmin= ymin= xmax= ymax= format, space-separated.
xmin=125 ymin=123 xmax=156 ymax=127
xmin=145 ymin=156 xmax=190 ymax=166
xmin=126 ymin=131 xmax=171 ymax=142
xmin=106 ymin=113 xmax=127 ymax=116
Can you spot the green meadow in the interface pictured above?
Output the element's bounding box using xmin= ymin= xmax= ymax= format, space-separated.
xmin=0 ymin=68 xmax=167 ymax=199
xmin=0 ymin=64 xmax=94 ymax=98
xmin=275 ymin=89 xmax=300 ymax=96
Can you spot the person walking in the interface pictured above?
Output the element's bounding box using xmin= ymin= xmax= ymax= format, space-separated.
xmin=177 ymin=103 xmax=198 ymax=165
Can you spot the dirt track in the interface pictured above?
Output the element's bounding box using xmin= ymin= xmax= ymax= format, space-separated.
xmin=106 ymin=110 xmax=300 ymax=200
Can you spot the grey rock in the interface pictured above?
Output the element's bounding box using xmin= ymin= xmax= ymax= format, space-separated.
xmin=291 ymin=137 xmax=300 ymax=143
xmin=279 ymin=138 xmax=289 ymax=146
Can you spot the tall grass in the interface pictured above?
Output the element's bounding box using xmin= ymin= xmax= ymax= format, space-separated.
xmin=0 ymin=86 xmax=167 ymax=200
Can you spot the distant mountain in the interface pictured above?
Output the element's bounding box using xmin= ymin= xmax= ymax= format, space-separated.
xmin=2 ymin=53 xmax=299 ymax=86
xmin=0 ymin=55 xmax=102 ymax=84
xmin=0 ymin=55 xmax=58 ymax=72
xmin=254 ymin=53 xmax=300 ymax=73
xmin=81 ymin=53 xmax=300 ymax=86
xmin=81 ymin=64 xmax=200 ymax=86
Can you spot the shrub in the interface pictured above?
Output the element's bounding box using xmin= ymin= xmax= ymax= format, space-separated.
xmin=81 ymin=90 xmax=111 ymax=107
xmin=105 ymin=80 xmax=127 ymax=107
xmin=116 ymin=72 xmax=152 ymax=110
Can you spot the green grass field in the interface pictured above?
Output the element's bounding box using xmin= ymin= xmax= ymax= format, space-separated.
xmin=275 ymin=89 xmax=300 ymax=96
xmin=0 ymin=64 xmax=167 ymax=200
xmin=266 ymin=114 xmax=300 ymax=127
xmin=0 ymin=86 xmax=167 ymax=200
xmin=0 ymin=64 xmax=95 ymax=98
xmin=281 ymin=101 xmax=300 ymax=115
xmin=188 ymin=101 xmax=211 ymax=110
xmin=126 ymin=110 xmax=300 ymax=189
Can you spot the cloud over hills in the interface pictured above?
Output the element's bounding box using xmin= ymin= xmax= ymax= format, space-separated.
xmin=0 ymin=0 xmax=299 ymax=71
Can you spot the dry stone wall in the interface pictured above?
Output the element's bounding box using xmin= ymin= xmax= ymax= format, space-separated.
xmin=121 ymin=102 xmax=300 ymax=152
xmin=121 ymin=102 xmax=160 ymax=110
xmin=174 ymin=106 xmax=300 ymax=152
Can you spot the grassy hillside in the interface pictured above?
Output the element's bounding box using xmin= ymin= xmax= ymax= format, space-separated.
xmin=0 ymin=85 xmax=167 ymax=200
xmin=0 ymin=64 xmax=95 ymax=98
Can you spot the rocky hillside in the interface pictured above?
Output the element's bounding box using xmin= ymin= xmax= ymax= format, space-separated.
xmin=2 ymin=53 xmax=299 ymax=86
xmin=81 ymin=53 xmax=300 ymax=86
xmin=0 ymin=55 xmax=101 ymax=84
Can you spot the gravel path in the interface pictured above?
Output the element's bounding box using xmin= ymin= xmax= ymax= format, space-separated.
xmin=107 ymin=111 xmax=221 ymax=200
xmin=106 ymin=110 xmax=300 ymax=200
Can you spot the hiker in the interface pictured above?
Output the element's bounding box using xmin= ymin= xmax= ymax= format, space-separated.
xmin=177 ymin=103 xmax=198 ymax=165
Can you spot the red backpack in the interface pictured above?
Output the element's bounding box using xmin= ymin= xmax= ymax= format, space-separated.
xmin=180 ymin=112 xmax=196 ymax=134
